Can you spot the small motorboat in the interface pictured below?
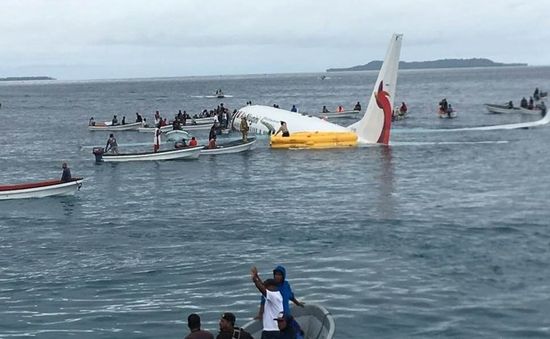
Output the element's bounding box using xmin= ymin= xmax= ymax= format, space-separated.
xmin=242 ymin=304 xmax=335 ymax=339
xmin=88 ymin=122 xmax=142 ymax=131
xmin=485 ymin=103 xmax=542 ymax=115
xmin=165 ymin=130 xmax=191 ymax=142
xmin=0 ymin=178 xmax=83 ymax=200
xmin=315 ymin=110 xmax=361 ymax=119
xmin=201 ymin=138 xmax=257 ymax=155
xmin=138 ymin=123 xmax=214 ymax=133
xmin=92 ymin=146 xmax=202 ymax=162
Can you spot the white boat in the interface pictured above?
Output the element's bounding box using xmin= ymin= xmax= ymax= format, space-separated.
xmin=138 ymin=123 xmax=214 ymax=133
xmin=192 ymin=117 xmax=217 ymax=124
xmin=242 ymin=304 xmax=335 ymax=339
xmin=438 ymin=111 xmax=458 ymax=119
xmin=88 ymin=122 xmax=142 ymax=131
xmin=485 ymin=103 xmax=542 ymax=115
xmin=315 ymin=110 xmax=362 ymax=119
xmin=0 ymin=178 xmax=83 ymax=200
xmin=201 ymin=138 xmax=256 ymax=155
xmin=92 ymin=146 xmax=202 ymax=162
xmin=165 ymin=130 xmax=191 ymax=142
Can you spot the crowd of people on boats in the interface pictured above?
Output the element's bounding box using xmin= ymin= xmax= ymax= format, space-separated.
xmin=184 ymin=265 xmax=304 ymax=339
xmin=506 ymin=89 xmax=547 ymax=116
xmin=320 ymin=102 xmax=363 ymax=114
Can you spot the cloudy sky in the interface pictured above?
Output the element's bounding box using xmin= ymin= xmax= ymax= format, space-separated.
xmin=1 ymin=0 xmax=548 ymax=80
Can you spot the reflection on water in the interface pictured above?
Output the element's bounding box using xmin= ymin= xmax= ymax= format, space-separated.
xmin=377 ymin=146 xmax=395 ymax=219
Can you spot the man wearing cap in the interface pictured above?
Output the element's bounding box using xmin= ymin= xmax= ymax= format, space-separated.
xmin=274 ymin=312 xmax=296 ymax=339
xmin=217 ymin=312 xmax=253 ymax=339
xmin=251 ymin=266 xmax=283 ymax=339
xmin=185 ymin=313 xmax=214 ymax=339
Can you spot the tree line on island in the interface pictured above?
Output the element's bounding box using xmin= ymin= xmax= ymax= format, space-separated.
xmin=0 ymin=76 xmax=55 ymax=81
xmin=326 ymin=58 xmax=527 ymax=72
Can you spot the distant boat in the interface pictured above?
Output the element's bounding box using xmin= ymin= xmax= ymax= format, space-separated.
xmin=242 ymin=304 xmax=335 ymax=339
xmin=88 ymin=122 xmax=142 ymax=131
xmin=484 ymin=103 xmax=542 ymax=115
xmin=0 ymin=178 xmax=83 ymax=200
xmin=200 ymin=138 xmax=257 ymax=155
xmin=92 ymin=146 xmax=202 ymax=162
xmin=314 ymin=110 xmax=361 ymax=119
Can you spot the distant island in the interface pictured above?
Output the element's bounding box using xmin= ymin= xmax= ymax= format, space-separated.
xmin=326 ymin=58 xmax=527 ymax=72
xmin=0 ymin=76 xmax=55 ymax=81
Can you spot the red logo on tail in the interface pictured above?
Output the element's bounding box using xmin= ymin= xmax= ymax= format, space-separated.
xmin=374 ymin=81 xmax=392 ymax=144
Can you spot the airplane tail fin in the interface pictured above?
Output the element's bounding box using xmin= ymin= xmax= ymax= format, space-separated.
xmin=348 ymin=34 xmax=403 ymax=144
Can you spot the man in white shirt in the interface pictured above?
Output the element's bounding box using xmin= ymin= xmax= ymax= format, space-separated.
xmin=251 ymin=266 xmax=283 ymax=339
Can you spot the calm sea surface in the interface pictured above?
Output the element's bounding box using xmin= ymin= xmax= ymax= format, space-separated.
xmin=1 ymin=67 xmax=550 ymax=338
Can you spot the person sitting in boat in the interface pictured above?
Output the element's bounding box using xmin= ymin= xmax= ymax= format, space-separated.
xmin=353 ymin=102 xmax=362 ymax=111
xmin=217 ymin=312 xmax=253 ymax=339
xmin=399 ymin=102 xmax=408 ymax=114
xmin=275 ymin=121 xmax=290 ymax=137
xmin=290 ymin=105 xmax=297 ymax=112
xmin=135 ymin=112 xmax=143 ymax=123
xmin=534 ymin=88 xmax=540 ymax=101
xmin=207 ymin=138 xmax=217 ymax=149
xmin=537 ymin=101 xmax=547 ymax=117
xmin=439 ymin=98 xmax=448 ymax=112
xmin=61 ymin=162 xmax=71 ymax=182
xmin=111 ymin=115 xmax=118 ymax=126
xmin=89 ymin=117 xmax=95 ymax=126
xmin=446 ymin=104 xmax=455 ymax=118
xmin=322 ymin=105 xmax=330 ymax=113
xmin=121 ymin=116 xmax=126 ymax=125
xmin=188 ymin=136 xmax=198 ymax=147
xmin=105 ymin=133 xmax=119 ymax=154
xmin=337 ymin=105 xmax=344 ymax=112
xmin=274 ymin=312 xmax=297 ymax=339
xmin=185 ymin=313 xmax=214 ymax=339
xmin=174 ymin=138 xmax=187 ymax=149
xmin=172 ymin=119 xmax=181 ymax=130
xmin=528 ymin=97 xmax=534 ymax=110
xmin=520 ymin=97 xmax=528 ymax=108
xmin=507 ymin=101 xmax=514 ymax=109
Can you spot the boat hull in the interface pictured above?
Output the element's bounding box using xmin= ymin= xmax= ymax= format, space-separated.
xmin=316 ymin=110 xmax=361 ymax=119
xmin=93 ymin=147 xmax=202 ymax=162
xmin=0 ymin=178 xmax=83 ymax=200
xmin=243 ymin=304 xmax=335 ymax=339
xmin=88 ymin=122 xmax=142 ymax=131
xmin=270 ymin=131 xmax=357 ymax=149
xmin=200 ymin=138 xmax=257 ymax=155
xmin=485 ymin=104 xmax=542 ymax=115
xmin=138 ymin=123 xmax=213 ymax=133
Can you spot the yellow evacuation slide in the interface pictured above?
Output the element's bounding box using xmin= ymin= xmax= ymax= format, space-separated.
xmin=270 ymin=131 xmax=358 ymax=149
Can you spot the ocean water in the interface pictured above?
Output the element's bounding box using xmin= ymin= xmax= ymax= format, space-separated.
xmin=1 ymin=66 xmax=550 ymax=338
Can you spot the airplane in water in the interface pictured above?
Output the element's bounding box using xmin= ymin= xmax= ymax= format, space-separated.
xmin=230 ymin=34 xmax=404 ymax=149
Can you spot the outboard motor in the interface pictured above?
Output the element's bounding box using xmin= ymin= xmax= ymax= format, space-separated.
xmin=92 ymin=147 xmax=104 ymax=162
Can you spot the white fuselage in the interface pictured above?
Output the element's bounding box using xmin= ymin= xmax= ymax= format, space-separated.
xmin=231 ymin=105 xmax=351 ymax=136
